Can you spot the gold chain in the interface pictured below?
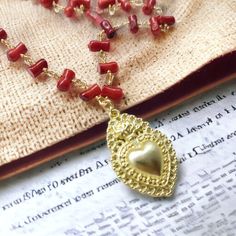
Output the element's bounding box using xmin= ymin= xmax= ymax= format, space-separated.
xmin=96 ymin=96 xmax=115 ymax=114
xmin=0 ymin=39 xmax=13 ymax=49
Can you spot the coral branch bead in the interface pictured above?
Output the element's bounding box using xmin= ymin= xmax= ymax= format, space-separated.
xmin=0 ymin=28 xmax=7 ymax=40
xmin=100 ymin=20 xmax=116 ymax=39
xmin=142 ymin=0 xmax=156 ymax=15
xmin=88 ymin=40 xmax=110 ymax=52
xmin=98 ymin=62 xmax=119 ymax=74
xmin=101 ymin=85 xmax=123 ymax=101
xmin=27 ymin=59 xmax=48 ymax=78
xmin=68 ymin=0 xmax=90 ymax=10
xmin=39 ymin=0 xmax=58 ymax=8
xmin=79 ymin=84 xmax=102 ymax=101
xmin=68 ymin=0 xmax=77 ymax=7
xmin=57 ymin=69 xmax=75 ymax=92
xmin=86 ymin=10 xmax=104 ymax=26
xmin=64 ymin=6 xmax=75 ymax=17
xmin=156 ymin=15 xmax=176 ymax=26
xmin=149 ymin=16 xmax=161 ymax=36
xmin=7 ymin=42 xmax=28 ymax=62
xmin=118 ymin=0 xmax=131 ymax=12
xmin=98 ymin=0 xmax=116 ymax=9
xmin=82 ymin=0 xmax=91 ymax=9
xmin=128 ymin=15 xmax=139 ymax=34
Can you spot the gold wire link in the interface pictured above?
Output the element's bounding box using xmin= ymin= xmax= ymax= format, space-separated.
xmin=154 ymin=6 xmax=163 ymax=15
xmin=138 ymin=21 xmax=150 ymax=28
xmin=72 ymin=78 xmax=88 ymax=90
xmin=96 ymin=96 xmax=114 ymax=113
xmin=130 ymin=0 xmax=143 ymax=7
xmin=20 ymin=54 xmax=34 ymax=66
xmin=0 ymin=39 xmax=13 ymax=49
xmin=105 ymin=71 xmax=114 ymax=85
xmin=99 ymin=3 xmax=121 ymax=15
xmin=108 ymin=4 xmax=117 ymax=16
xmin=98 ymin=50 xmax=107 ymax=63
xmin=52 ymin=2 xmax=65 ymax=14
xmin=43 ymin=68 xmax=60 ymax=80
xmin=160 ymin=24 xmax=170 ymax=32
xmin=113 ymin=21 xmax=129 ymax=31
xmin=74 ymin=5 xmax=85 ymax=17
xmin=98 ymin=30 xmax=106 ymax=41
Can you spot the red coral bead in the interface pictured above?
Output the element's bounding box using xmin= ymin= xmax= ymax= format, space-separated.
xmin=79 ymin=84 xmax=101 ymax=101
xmin=101 ymin=85 xmax=123 ymax=101
xmin=39 ymin=0 xmax=58 ymax=8
xmin=98 ymin=0 xmax=116 ymax=9
xmin=100 ymin=20 xmax=116 ymax=39
xmin=68 ymin=0 xmax=90 ymax=10
xmin=128 ymin=15 xmax=139 ymax=34
xmin=148 ymin=0 xmax=156 ymax=7
xmin=57 ymin=69 xmax=75 ymax=92
xmin=98 ymin=62 xmax=118 ymax=74
xmin=149 ymin=16 xmax=161 ymax=36
xmin=88 ymin=40 xmax=110 ymax=52
xmin=142 ymin=5 xmax=152 ymax=15
xmin=64 ymin=6 xmax=75 ymax=17
xmin=118 ymin=0 xmax=131 ymax=12
xmin=7 ymin=42 xmax=28 ymax=62
xmin=68 ymin=0 xmax=79 ymax=7
xmin=86 ymin=10 xmax=104 ymax=26
xmin=82 ymin=0 xmax=90 ymax=9
xmin=27 ymin=59 xmax=48 ymax=78
xmin=142 ymin=0 xmax=156 ymax=15
xmin=156 ymin=15 xmax=175 ymax=26
xmin=0 ymin=28 xmax=7 ymax=40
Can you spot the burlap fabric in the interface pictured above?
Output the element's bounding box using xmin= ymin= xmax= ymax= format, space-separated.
xmin=0 ymin=0 xmax=235 ymax=166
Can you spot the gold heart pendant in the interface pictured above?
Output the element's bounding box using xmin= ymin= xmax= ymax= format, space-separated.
xmin=128 ymin=141 xmax=163 ymax=176
xmin=106 ymin=108 xmax=178 ymax=197
xmin=97 ymin=97 xmax=178 ymax=197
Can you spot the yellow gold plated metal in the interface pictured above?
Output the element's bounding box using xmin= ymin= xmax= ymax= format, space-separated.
xmin=128 ymin=141 xmax=162 ymax=176
xmin=98 ymin=97 xmax=178 ymax=197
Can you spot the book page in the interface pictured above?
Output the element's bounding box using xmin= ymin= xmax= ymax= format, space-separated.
xmin=0 ymin=80 xmax=236 ymax=236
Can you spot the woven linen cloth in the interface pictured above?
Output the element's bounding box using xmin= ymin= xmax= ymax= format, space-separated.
xmin=0 ymin=0 xmax=235 ymax=166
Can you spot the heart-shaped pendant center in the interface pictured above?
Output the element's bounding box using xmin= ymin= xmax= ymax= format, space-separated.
xmin=128 ymin=141 xmax=163 ymax=176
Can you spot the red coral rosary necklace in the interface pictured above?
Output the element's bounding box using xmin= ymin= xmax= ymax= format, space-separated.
xmin=37 ymin=0 xmax=175 ymax=38
xmin=0 ymin=0 xmax=178 ymax=197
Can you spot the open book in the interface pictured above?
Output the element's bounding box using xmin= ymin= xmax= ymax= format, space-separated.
xmin=1 ymin=0 xmax=236 ymax=169
xmin=0 ymin=79 xmax=236 ymax=236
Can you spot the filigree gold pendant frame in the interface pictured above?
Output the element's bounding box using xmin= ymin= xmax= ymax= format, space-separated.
xmin=107 ymin=109 xmax=178 ymax=197
xmin=98 ymin=97 xmax=178 ymax=197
